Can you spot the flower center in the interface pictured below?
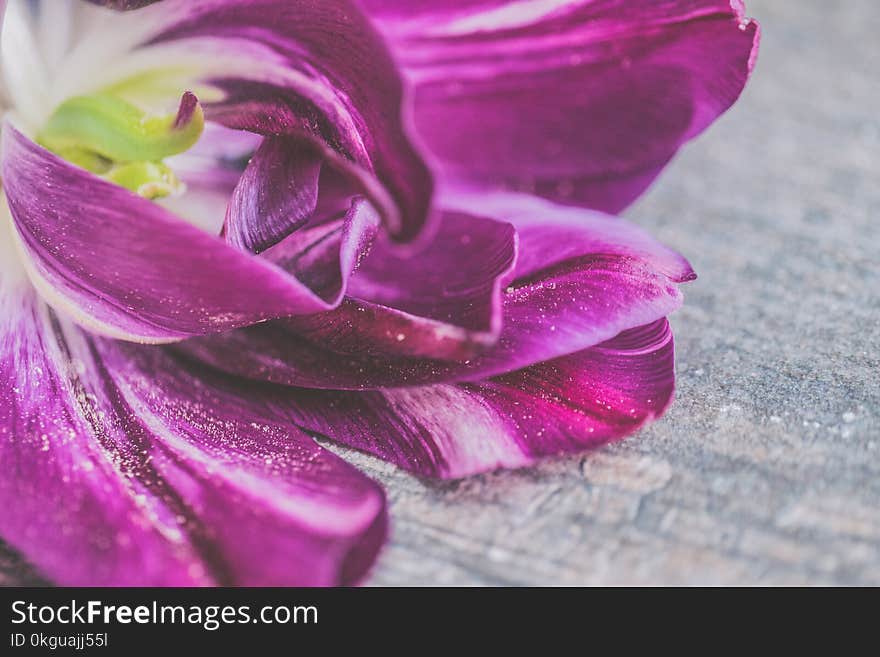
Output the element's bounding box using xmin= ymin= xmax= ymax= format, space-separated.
xmin=37 ymin=90 xmax=205 ymax=200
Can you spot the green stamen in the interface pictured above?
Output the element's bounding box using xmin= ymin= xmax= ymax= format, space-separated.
xmin=37 ymin=91 xmax=204 ymax=199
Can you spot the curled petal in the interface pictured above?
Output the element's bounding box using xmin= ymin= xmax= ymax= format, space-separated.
xmin=277 ymin=210 xmax=517 ymax=362
xmin=0 ymin=289 xmax=386 ymax=585
xmin=223 ymin=136 xmax=322 ymax=254
xmin=200 ymin=210 xmax=515 ymax=367
xmin=364 ymin=0 xmax=759 ymax=213
xmin=0 ymin=124 xmax=361 ymax=342
xmin=181 ymin=195 xmax=691 ymax=388
xmin=346 ymin=211 xmax=517 ymax=345
xmin=261 ymin=196 xmax=381 ymax=306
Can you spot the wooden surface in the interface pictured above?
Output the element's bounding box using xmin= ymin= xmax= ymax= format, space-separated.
xmin=2 ymin=0 xmax=878 ymax=586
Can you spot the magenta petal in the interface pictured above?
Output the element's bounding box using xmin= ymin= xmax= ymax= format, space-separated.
xmin=365 ymin=0 xmax=759 ymax=213
xmin=140 ymin=0 xmax=434 ymax=242
xmin=181 ymin=210 xmax=514 ymax=371
xmin=347 ymin=211 xmax=517 ymax=338
xmin=261 ymin=196 xmax=381 ymax=306
xmin=271 ymin=210 xmax=516 ymax=363
xmin=180 ymin=195 xmax=691 ymax=389
xmin=0 ymin=290 xmax=386 ymax=585
xmin=1 ymin=124 xmax=356 ymax=342
xmin=280 ymin=319 xmax=677 ymax=479
xmin=224 ymin=137 xmax=322 ymax=254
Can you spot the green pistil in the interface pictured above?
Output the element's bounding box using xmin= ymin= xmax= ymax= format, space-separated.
xmin=105 ymin=161 xmax=182 ymax=200
xmin=37 ymin=91 xmax=204 ymax=200
xmin=51 ymin=146 xmax=113 ymax=175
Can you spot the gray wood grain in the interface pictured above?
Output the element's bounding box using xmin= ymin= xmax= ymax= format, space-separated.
xmin=2 ymin=0 xmax=877 ymax=586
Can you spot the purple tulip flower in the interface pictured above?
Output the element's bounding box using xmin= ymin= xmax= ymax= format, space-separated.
xmin=0 ymin=0 xmax=758 ymax=585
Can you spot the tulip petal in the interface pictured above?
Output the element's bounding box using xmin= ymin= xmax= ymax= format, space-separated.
xmin=235 ymin=210 xmax=516 ymax=363
xmin=342 ymin=210 xmax=517 ymax=344
xmin=0 ymin=288 xmax=386 ymax=585
xmin=181 ymin=194 xmax=691 ymax=389
xmin=223 ymin=136 xmax=322 ymax=254
xmin=287 ymin=319 xmax=677 ymax=479
xmin=0 ymin=123 xmax=361 ymax=342
xmin=364 ymin=0 xmax=759 ymax=213
xmin=261 ymin=196 xmax=381 ymax=306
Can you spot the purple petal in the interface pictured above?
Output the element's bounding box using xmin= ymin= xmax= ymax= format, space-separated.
xmin=223 ymin=136 xmax=322 ymax=254
xmin=0 ymin=289 xmax=386 ymax=585
xmin=364 ymin=0 xmax=759 ymax=213
xmin=261 ymin=196 xmax=380 ymax=306
xmin=280 ymin=319 xmax=678 ymax=479
xmin=345 ymin=210 xmax=517 ymax=340
xmin=0 ymin=123 xmax=358 ymax=342
xmin=250 ymin=210 xmax=516 ymax=362
xmin=180 ymin=194 xmax=692 ymax=388
xmin=136 ymin=0 xmax=434 ymax=242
